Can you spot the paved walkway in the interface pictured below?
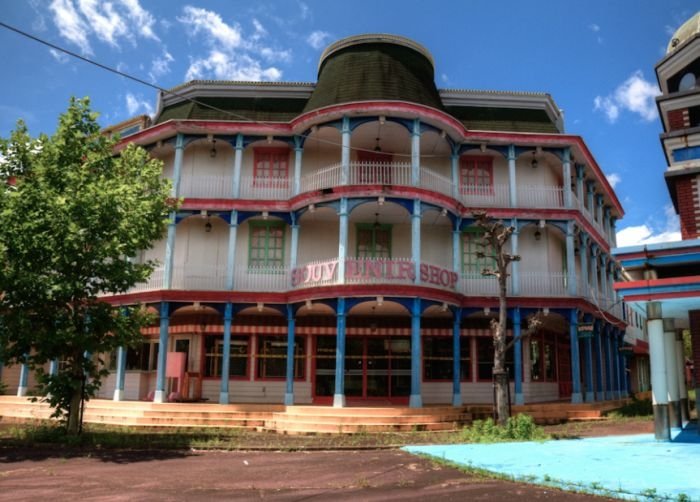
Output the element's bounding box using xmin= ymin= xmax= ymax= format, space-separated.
xmin=405 ymin=424 xmax=700 ymax=500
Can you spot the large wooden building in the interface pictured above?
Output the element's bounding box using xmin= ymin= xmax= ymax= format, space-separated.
xmin=2 ymin=34 xmax=637 ymax=408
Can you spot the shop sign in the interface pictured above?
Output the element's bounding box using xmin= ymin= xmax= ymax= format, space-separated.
xmin=291 ymin=259 xmax=458 ymax=290
xmin=577 ymin=322 xmax=594 ymax=339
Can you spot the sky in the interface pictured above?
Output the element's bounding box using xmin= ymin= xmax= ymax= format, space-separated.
xmin=0 ymin=0 xmax=697 ymax=247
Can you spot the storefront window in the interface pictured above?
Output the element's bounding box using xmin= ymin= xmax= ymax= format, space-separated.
xmin=423 ymin=337 xmax=470 ymax=381
xmin=204 ymin=336 xmax=249 ymax=378
xmin=256 ymin=336 xmax=305 ymax=379
xmin=477 ymin=337 xmax=514 ymax=380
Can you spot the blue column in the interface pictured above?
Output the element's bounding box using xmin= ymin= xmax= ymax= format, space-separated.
xmin=163 ymin=215 xmax=177 ymax=289
xmin=586 ymin=181 xmax=595 ymax=215
xmin=513 ymin=307 xmax=524 ymax=405
xmin=285 ymin=304 xmax=296 ymax=406
xmin=562 ymin=147 xmax=572 ymax=208
xmin=225 ymin=210 xmax=238 ymax=290
xmin=412 ymin=199 xmax=421 ymax=284
xmin=411 ymin=118 xmax=421 ymax=186
xmin=452 ymin=308 xmax=462 ymax=406
xmin=341 ymin=116 xmax=350 ymax=185
xmin=583 ymin=332 xmax=594 ymax=402
xmin=569 ymin=309 xmax=583 ymax=403
xmin=232 ymin=133 xmax=243 ymax=198
xmin=579 ymin=233 xmax=589 ymax=297
xmin=410 ymin=297 xmax=422 ymax=408
xmin=600 ymin=255 xmax=609 ymax=304
xmin=575 ymin=163 xmax=585 ymax=207
xmin=604 ymin=325 xmax=614 ymax=400
xmin=511 ymin=219 xmax=520 ymax=296
xmin=290 ymin=222 xmax=299 ymax=271
xmin=604 ymin=207 xmax=612 ymax=243
xmin=333 ymin=298 xmax=347 ymax=407
xmin=590 ymin=247 xmax=599 ymax=301
xmin=337 ymin=198 xmax=348 ymax=284
xmin=154 ymin=302 xmax=170 ymax=403
xmin=113 ymin=347 xmax=126 ymax=401
xmin=594 ymin=320 xmax=605 ymax=399
xmin=507 ymin=145 xmax=517 ymax=207
xmin=219 ymin=303 xmax=233 ymax=404
xmin=450 ymin=150 xmax=460 ymax=199
xmin=17 ymin=361 xmax=29 ymax=397
xmin=611 ymin=217 xmax=618 ymax=248
xmin=293 ymin=136 xmax=303 ymax=196
xmin=595 ymin=194 xmax=604 ymax=225
xmin=49 ymin=359 xmax=59 ymax=376
xmin=172 ymin=133 xmax=185 ymax=197
xmin=566 ymin=221 xmax=577 ymax=296
xmin=610 ymin=328 xmax=622 ymax=399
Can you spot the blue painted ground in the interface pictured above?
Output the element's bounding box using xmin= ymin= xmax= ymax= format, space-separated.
xmin=404 ymin=424 xmax=700 ymax=500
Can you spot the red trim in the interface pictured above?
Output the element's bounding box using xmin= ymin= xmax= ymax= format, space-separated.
xmin=622 ymin=291 xmax=700 ymax=302
xmin=615 ymin=275 xmax=700 ymax=289
xmin=614 ymin=246 xmax=700 ymax=260
xmin=115 ymin=101 xmax=622 ymax=215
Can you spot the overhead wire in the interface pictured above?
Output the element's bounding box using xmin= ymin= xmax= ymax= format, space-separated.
xmin=0 ymin=20 xmax=453 ymax=159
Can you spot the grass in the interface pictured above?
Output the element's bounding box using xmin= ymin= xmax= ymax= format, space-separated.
xmin=461 ymin=414 xmax=549 ymax=443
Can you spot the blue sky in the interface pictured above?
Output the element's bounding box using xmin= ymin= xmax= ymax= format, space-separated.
xmin=0 ymin=1 xmax=697 ymax=246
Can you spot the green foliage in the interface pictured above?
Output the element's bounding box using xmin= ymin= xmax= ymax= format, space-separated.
xmin=462 ymin=414 xmax=549 ymax=443
xmin=605 ymin=397 xmax=653 ymax=419
xmin=0 ymin=379 xmax=7 ymax=395
xmin=0 ymin=97 xmax=174 ymax=434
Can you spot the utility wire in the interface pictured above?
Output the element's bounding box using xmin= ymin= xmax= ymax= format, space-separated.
xmin=0 ymin=20 xmax=449 ymax=159
xmin=0 ymin=20 xmax=268 ymax=123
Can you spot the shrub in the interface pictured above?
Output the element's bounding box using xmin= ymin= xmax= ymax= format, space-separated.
xmin=462 ymin=414 xmax=549 ymax=443
xmin=605 ymin=397 xmax=652 ymax=419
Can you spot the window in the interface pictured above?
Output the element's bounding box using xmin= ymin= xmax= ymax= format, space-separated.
xmin=423 ymin=337 xmax=471 ymax=381
xmin=256 ymin=336 xmax=306 ymax=379
xmin=357 ymin=151 xmax=393 ymax=184
xmin=125 ymin=341 xmax=159 ymax=371
xmin=476 ymin=337 xmax=514 ymax=381
xmin=248 ymin=221 xmax=285 ymax=269
xmin=461 ymin=228 xmax=495 ymax=277
xmin=530 ymin=336 xmax=556 ymax=381
xmin=460 ymin=156 xmax=493 ymax=195
xmin=203 ymin=336 xmax=249 ymax=378
xmin=253 ymin=148 xmax=289 ymax=188
xmin=356 ymin=223 xmax=392 ymax=258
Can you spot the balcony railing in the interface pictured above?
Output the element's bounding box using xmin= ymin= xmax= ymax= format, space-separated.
xmin=177 ymin=162 xmax=608 ymax=242
xmin=180 ymin=174 xmax=233 ymax=199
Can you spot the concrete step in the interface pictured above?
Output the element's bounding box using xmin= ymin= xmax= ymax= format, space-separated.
xmin=269 ymin=412 xmax=469 ymax=425
xmin=267 ymin=420 xmax=457 ymax=434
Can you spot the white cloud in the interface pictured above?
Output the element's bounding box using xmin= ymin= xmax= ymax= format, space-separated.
xmin=119 ymin=0 xmax=159 ymax=41
xmin=49 ymin=48 xmax=69 ymax=63
xmin=178 ymin=6 xmax=242 ymax=49
xmin=616 ymin=204 xmax=681 ymax=247
xmin=605 ymin=173 xmax=621 ymax=188
xmin=125 ymin=92 xmax=153 ymax=116
xmin=299 ymin=2 xmax=310 ymax=20
xmin=593 ymin=95 xmax=619 ymax=122
xmin=178 ymin=6 xmax=287 ymax=82
xmin=589 ymin=23 xmax=600 ymax=32
xmin=149 ymin=49 xmax=174 ymax=82
xmin=50 ymin=0 xmax=92 ymax=54
xmin=306 ymin=30 xmax=330 ymax=50
xmin=49 ymin=0 xmax=159 ymax=54
xmin=185 ymin=50 xmax=281 ymax=82
xmin=594 ymin=71 xmax=660 ymax=123
xmin=77 ymin=0 xmax=128 ymax=48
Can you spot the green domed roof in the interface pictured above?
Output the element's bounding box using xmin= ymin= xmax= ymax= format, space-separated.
xmin=668 ymin=11 xmax=700 ymax=53
xmin=302 ymin=34 xmax=444 ymax=113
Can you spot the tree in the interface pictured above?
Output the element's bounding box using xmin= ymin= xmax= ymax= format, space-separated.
xmin=473 ymin=211 xmax=542 ymax=425
xmin=0 ymin=98 xmax=174 ymax=434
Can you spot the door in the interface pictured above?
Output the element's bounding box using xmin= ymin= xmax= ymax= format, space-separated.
xmin=313 ymin=336 xmax=410 ymax=404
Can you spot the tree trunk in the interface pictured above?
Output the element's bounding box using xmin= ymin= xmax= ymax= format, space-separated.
xmin=493 ymin=263 xmax=510 ymax=426
xmin=66 ymin=382 xmax=83 ymax=435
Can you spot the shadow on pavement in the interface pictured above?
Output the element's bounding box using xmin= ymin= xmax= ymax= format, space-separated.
xmin=0 ymin=445 xmax=196 ymax=464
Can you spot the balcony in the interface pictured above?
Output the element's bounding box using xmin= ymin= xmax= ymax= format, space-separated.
xmin=127 ymin=260 xmax=587 ymax=300
xmin=178 ymin=162 xmax=603 ymax=238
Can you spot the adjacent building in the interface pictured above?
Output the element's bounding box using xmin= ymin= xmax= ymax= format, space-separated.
xmin=614 ymin=12 xmax=700 ymax=439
